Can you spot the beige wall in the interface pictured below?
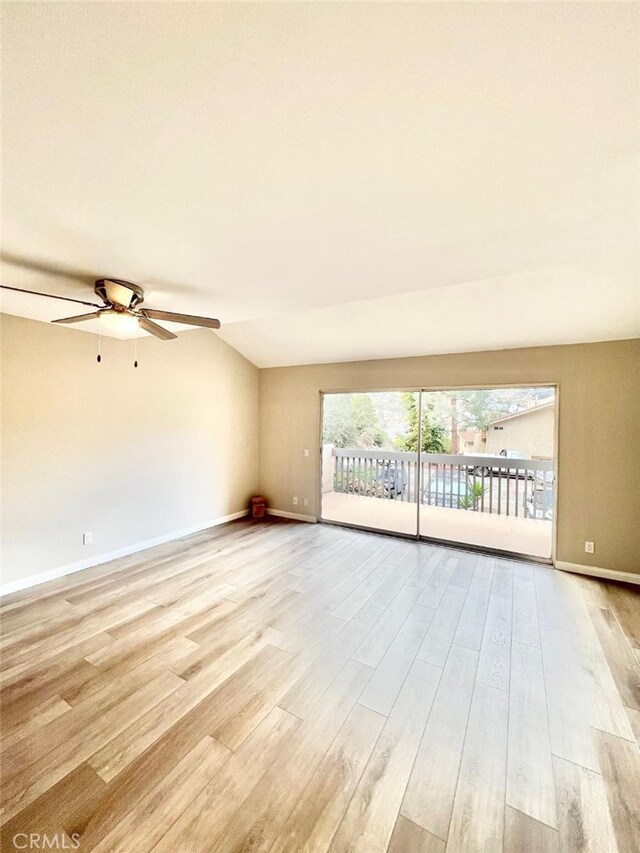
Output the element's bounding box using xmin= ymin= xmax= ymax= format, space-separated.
xmin=3 ymin=317 xmax=638 ymax=585
xmin=486 ymin=405 xmax=554 ymax=459
xmin=1 ymin=313 xmax=259 ymax=585
xmin=259 ymin=339 xmax=640 ymax=575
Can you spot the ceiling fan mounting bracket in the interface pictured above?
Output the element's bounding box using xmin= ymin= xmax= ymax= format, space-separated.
xmin=94 ymin=278 xmax=144 ymax=308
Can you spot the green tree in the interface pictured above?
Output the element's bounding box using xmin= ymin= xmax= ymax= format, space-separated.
xmin=322 ymin=394 xmax=388 ymax=448
xmin=322 ymin=394 xmax=357 ymax=447
xmin=350 ymin=395 xmax=387 ymax=447
xmin=396 ymin=393 xmax=448 ymax=453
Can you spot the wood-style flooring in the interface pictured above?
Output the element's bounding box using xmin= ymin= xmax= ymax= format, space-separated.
xmin=1 ymin=519 xmax=639 ymax=852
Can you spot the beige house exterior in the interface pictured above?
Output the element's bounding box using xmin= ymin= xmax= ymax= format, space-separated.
xmin=459 ymin=428 xmax=487 ymax=454
xmin=486 ymin=401 xmax=554 ymax=459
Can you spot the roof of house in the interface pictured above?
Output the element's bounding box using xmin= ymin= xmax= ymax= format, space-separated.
xmin=488 ymin=400 xmax=554 ymax=426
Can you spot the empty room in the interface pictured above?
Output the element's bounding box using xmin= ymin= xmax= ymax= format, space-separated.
xmin=1 ymin=3 xmax=639 ymax=852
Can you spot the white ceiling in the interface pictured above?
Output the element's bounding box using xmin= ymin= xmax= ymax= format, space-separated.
xmin=2 ymin=2 xmax=639 ymax=367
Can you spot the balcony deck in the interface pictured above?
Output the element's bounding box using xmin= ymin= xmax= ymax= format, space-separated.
xmin=321 ymin=491 xmax=552 ymax=558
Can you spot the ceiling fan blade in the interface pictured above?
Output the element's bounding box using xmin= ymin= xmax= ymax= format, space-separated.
xmin=141 ymin=308 xmax=221 ymax=329
xmin=137 ymin=316 xmax=177 ymax=340
xmin=1 ymin=252 xmax=98 ymax=284
xmin=1 ymin=285 xmax=103 ymax=308
xmin=51 ymin=312 xmax=102 ymax=325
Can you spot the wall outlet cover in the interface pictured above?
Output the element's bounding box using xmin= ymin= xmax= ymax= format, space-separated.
xmin=83 ymin=532 xmax=93 ymax=545
xmin=585 ymin=541 xmax=595 ymax=554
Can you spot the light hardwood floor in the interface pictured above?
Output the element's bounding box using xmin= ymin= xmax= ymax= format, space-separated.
xmin=1 ymin=519 xmax=638 ymax=852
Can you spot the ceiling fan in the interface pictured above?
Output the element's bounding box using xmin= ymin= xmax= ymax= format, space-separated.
xmin=0 ymin=278 xmax=221 ymax=340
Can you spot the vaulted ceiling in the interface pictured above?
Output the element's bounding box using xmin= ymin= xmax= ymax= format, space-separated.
xmin=2 ymin=2 xmax=639 ymax=366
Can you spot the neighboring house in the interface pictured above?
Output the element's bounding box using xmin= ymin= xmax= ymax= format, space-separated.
xmin=486 ymin=401 xmax=554 ymax=459
xmin=459 ymin=428 xmax=486 ymax=454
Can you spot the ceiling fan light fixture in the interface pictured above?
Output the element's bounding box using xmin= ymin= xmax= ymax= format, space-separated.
xmin=98 ymin=308 xmax=140 ymax=337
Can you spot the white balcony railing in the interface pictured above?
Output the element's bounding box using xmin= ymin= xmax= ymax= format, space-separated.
xmin=330 ymin=448 xmax=554 ymax=520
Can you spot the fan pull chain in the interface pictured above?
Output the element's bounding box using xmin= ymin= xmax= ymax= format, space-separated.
xmin=134 ymin=336 xmax=138 ymax=368
xmin=97 ymin=328 xmax=102 ymax=363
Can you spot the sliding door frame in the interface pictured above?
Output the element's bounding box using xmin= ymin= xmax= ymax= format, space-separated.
xmin=318 ymin=383 xmax=558 ymax=564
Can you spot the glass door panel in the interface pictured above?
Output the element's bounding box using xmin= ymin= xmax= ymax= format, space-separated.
xmin=418 ymin=388 xmax=554 ymax=558
xmin=320 ymin=391 xmax=418 ymax=536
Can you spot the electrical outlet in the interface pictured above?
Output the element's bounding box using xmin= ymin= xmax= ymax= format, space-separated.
xmin=303 ymin=497 xmax=309 ymax=507
xmin=304 ymin=449 xmax=310 ymax=457
xmin=585 ymin=541 xmax=595 ymax=554
xmin=292 ymin=496 xmax=298 ymax=506
xmin=83 ymin=532 xmax=93 ymax=546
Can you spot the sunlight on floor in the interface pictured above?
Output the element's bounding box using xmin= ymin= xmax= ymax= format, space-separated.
xmin=321 ymin=491 xmax=552 ymax=558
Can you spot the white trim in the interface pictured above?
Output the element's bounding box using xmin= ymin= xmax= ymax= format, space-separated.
xmin=267 ymin=509 xmax=317 ymax=523
xmin=0 ymin=510 xmax=249 ymax=597
xmin=555 ymin=560 xmax=640 ymax=585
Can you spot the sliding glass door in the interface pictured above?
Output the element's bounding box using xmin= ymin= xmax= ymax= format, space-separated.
xmin=320 ymin=387 xmax=555 ymax=559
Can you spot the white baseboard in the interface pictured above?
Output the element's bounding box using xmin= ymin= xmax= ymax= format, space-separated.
xmin=267 ymin=508 xmax=317 ymax=523
xmin=555 ymin=560 xmax=640 ymax=586
xmin=0 ymin=510 xmax=249 ymax=597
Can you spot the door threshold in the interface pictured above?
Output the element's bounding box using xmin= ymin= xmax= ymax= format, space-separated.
xmin=319 ymin=518 xmax=419 ymax=542
xmin=417 ymin=533 xmax=552 ymax=565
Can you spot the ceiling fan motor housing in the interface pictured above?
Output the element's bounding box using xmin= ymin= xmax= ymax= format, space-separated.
xmin=94 ymin=278 xmax=144 ymax=309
